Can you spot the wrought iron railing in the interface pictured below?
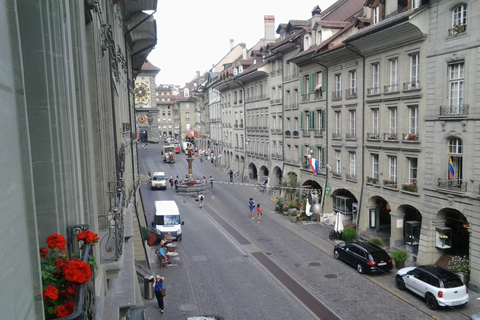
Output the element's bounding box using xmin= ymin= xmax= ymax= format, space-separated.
xmin=98 ymin=183 xmax=125 ymax=263
xmin=438 ymin=178 xmax=467 ymax=192
xmin=439 ymin=104 xmax=468 ymax=116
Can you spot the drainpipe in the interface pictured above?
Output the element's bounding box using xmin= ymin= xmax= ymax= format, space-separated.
xmin=311 ymin=53 xmax=329 ymax=214
xmin=344 ymin=44 xmax=366 ymax=227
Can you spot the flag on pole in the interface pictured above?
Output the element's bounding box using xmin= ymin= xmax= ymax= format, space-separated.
xmin=448 ymin=150 xmax=455 ymax=179
xmin=310 ymin=158 xmax=319 ymax=175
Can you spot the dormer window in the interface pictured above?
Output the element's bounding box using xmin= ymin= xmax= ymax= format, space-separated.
xmin=316 ymin=30 xmax=322 ymax=45
xmin=184 ymin=89 xmax=189 ymax=98
xmin=373 ymin=6 xmax=380 ymax=24
xmin=233 ymin=68 xmax=238 ymax=75
xmin=304 ymin=35 xmax=310 ymax=50
xmin=239 ymin=66 xmax=243 ymax=73
xmin=412 ymin=0 xmax=420 ymax=9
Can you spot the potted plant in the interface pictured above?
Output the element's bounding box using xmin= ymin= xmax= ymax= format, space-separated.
xmin=290 ymin=211 xmax=298 ymax=223
xmin=447 ymin=255 xmax=470 ymax=285
xmin=391 ymin=249 xmax=409 ymax=269
xmin=342 ymin=226 xmax=356 ymax=244
xmin=402 ymin=183 xmax=417 ymax=192
xmin=293 ymin=130 xmax=299 ymax=136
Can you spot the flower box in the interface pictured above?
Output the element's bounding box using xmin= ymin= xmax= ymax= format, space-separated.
xmin=293 ymin=131 xmax=299 ymax=136
xmin=402 ymin=183 xmax=417 ymax=192
xmin=285 ymin=130 xmax=291 ymax=136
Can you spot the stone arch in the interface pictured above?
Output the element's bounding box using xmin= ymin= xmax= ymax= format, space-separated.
xmin=248 ymin=162 xmax=258 ymax=181
xmin=436 ymin=208 xmax=470 ymax=257
xmin=397 ymin=204 xmax=422 ymax=255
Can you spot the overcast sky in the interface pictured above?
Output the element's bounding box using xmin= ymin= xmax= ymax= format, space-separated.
xmin=149 ymin=0 xmax=337 ymax=87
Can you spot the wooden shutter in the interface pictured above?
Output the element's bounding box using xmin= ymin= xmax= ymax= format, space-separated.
xmin=322 ymin=72 xmax=327 ymax=92
xmin=300 ymin=112 xmax=304 ymax=130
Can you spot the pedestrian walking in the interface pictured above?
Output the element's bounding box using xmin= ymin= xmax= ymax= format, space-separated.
xmin=209 ymin=176 xmax=214 ymax=190
xmin=174 ymin=177 xmax=179 ymax=193
xmin=213 ymin=155 xmax=216 ymax=166
xmin=249 ymin=198 xmax=255 ymax=219
xmin=203 ymin=176 xmax=207 ymax=185
xmin=229 ymin=170 xmax=233 ymax=182
xmin=256 ymin=204 xmax=262 ymax=223
xmin=198 ymin=193 xmax=204 ymax=208
xmin=169 ymin=176 xmax=174 ymax=190
xmin=153 ymin=275 xmax=165 ymax=313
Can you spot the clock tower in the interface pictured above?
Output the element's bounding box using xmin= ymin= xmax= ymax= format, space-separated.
xmin=134 ymin=60 xmax=160 ymax=142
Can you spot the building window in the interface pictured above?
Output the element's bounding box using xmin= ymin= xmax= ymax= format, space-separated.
xmin=448 ymin=138 xmax=463 ymax=185
xmin=389 ymin=107 xmax=397 ymax=135
xmin=317 ymin=109 xmax=325 ymax=131
xmin=372 ymin=63 xmax=380 ymax=94
xmin=348 ymin=70 xmax=357 ymax=96
xmin=373 ymin=6 xmax=380 ymax=24
xmin=409 ymin=106 xmax=418 ymax=135
xmin=410 ymin=53 xmax=419 ymax=88
xmin=408 ymin=157 xmax=418 ymax=185
xmin=304 ymin=35 xmax=310 ymax=50
xmin=335 ymin=111 xmax=341 ymax=137
xmin=349 ymin=110 xmax=356 ymax=138
xmin=335 ymin=74 xmax=342 ymax=99
xmin=349 ymin=152 xmax=356 ymax=178
xmin=316 ymin=30 xmax=322 ymax=44
xmin=449 ymin=62 xmax=464 ymax=108
xmin=389 ymin=58 xmax=398 ymax=92
xmin=372 ymin=154 xmax=379 ymax=181
xmin=452 ymin=4 xmax=467 ymax=28
xmin=412 ymin=0 xmax=420 ymax=9
xmin=372 ymin=108 xmax=379 ymax=134
xmin=335 ymin=150 xmax=342 ymax=176
xmin=185 ymin=112 xmax=190 ymax=119
xmin=184 ymin=89 xmax=189 ymax=98
xmin=388 ymin=155 xmax=397 ymax=183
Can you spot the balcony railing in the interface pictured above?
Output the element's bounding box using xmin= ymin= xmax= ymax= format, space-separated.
xmin=367 ymin=87 xmax=380 ymax=95
xmin=98 ymin=183 xmax=124 ymax=263
xmin=345 ymin=88 xmax=357 ymax=99
xmin=332 ymin=90 xmax=342 ymax=101
xmin=332 ymin=171 xmax=342 ymax=178
xmin=402 ymin=133 xmax=419 ymax=141
xmin=384 ymin=84 xmax=399 ymax=93
xmin=438 ymin=178 xmax=467 ymax=192
xmin=448 ymin=24 xmax=467 ymax=36
xmin=383 ymin=132 xmax=397 ymax=141
xmin=403 ymin=81 xmax=420 ymax=90
xmin=439 ymin=104 xmax=468 ymax=116
xmin=314 ymin=90 xmax=323 ymax=100
xmin=314 ymin=130 xmax=323 ymax=137
xmin=332 ymin=132 xmax=342 ymax=139
xmin=291 ymin=103 xmax=299 ymax=110
xmin=366 ymin=132 xmax=380 ymax=140
xmin=366 ymin=176 xmax=379 ymax=185
xmin=346 ymin=133 xmax=356 ymax=139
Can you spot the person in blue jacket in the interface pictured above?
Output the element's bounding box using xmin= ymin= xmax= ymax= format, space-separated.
xmin=153 ymin=275 xmax=165 ymax=313
xmin=249 ymin=198 xmax=255 ymax=219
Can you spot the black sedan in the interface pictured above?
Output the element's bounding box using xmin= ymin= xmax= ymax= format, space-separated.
xmin=334 ymin=241 xmax=393 ymax=274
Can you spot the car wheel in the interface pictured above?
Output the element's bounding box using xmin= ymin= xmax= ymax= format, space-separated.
xmin=395 ymin=276 xmax=406 ymax=290
xmin=425 ymin=294 xmax=439 ymax=310
xmin=357 ymin=263 xmax=364 ymax=274
xmin=334 ymin=250 xmax=340 ymax=260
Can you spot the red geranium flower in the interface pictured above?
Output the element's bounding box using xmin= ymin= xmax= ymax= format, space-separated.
xmin=54 ymin=301 xmax=75 ymax=318
xmin=46 ymin=233 xmax=66 ymax=252
xmin=43 ymin=285 xmax=59 ymax=301
xmin=64 ymin=259 xmax=92 ymax=283
xmin=40 ymin=247 xmax=48 ymax=258
xmin=77 ymin=230 xmax=99 ymax=246
xmin=54 ymin=256 xmax=70 ymax=274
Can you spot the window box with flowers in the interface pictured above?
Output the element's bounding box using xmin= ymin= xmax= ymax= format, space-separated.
xmin=435 ymin=227 xmax=451 ymax=249
xmin=285 ymin=130 xmax=291 ymax=136
xmin=450 ymin=24 xmax=466 ymax=36
xmin=404 ymin=133 xmax=418 ymax=141
xmin=293 ymin=131 xmax=299 ymax=136
xmin=40 ymin=229 xmax=98 ymax=320
xmin=402 ymin=183 xmax=417 ymax=193
xmin=383 ymin=180 xmax=396 ymax=188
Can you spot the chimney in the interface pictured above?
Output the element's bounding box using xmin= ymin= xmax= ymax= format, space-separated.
xmin=242 ymin=47 xmax=247 ymax=60
xmin=264 ymin=15 xmax=275 ymax=42
xmin=230 ymin=39 xmax=234 ymax=50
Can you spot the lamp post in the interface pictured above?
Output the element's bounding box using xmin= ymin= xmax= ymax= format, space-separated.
xmin=186 ymin=144 xmax=194 ymax=178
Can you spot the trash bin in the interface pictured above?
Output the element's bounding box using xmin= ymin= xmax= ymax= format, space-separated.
xmin=144 ymin=275 xmax=154 ymax=300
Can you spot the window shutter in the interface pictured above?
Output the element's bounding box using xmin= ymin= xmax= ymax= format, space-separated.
xmin=309 ymin=73 xmax=315 ymax=93
xmin=309 ymin=110 xmax=315 ymax=129
xmin=321 ymin=109 xmax=325 ymax=130
xmin=321 ymin=147 xmax=325 ymax=167
xmin=300 ymin=112 xmax=304 ymax=130
xmin=300 ymin=77 xmax=304 ymax=95
xmin=322 ymin=72 xmax=327 ymax=92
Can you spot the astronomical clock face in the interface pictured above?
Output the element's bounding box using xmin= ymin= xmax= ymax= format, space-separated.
xmin=137 ymin=114 xmax=148 ymax=125
xmin=134 ymin=82 xmax=150 ymax=104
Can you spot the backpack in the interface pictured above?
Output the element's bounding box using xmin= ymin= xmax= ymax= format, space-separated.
xmin=200 ymin=195 xmax=204 ymax=201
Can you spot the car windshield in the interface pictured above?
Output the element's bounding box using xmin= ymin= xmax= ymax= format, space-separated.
xmin=153 ymin=176 xmax=164 ymax=181
xmin=155 ymin=215 xmax=180 ymax=225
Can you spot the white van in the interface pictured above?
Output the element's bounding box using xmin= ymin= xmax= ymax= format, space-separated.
xmin=153 ymin=200 xmax=184 ymax=241
xmin=150 ymin=172 xmax=167 ymax=190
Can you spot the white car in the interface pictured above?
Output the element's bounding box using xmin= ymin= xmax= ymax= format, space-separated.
xmin=395 ymin=265 xmax=469 ymax=310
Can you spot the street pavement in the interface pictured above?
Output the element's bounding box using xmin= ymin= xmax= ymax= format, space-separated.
xmin=137 ymin=146 xmax=480 ymax=320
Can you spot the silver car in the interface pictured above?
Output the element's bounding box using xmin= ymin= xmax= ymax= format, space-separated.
xmin=396 ymin=265 xmax=469 ymax=309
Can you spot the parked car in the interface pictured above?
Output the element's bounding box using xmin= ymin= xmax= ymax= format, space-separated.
xmin=187 ymin=316 xmax=224 ymax=320
xmin=395 ymin=265 xmax=469 ymax=310
xmin=333 ymin=241 xmax=393 ymax=274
